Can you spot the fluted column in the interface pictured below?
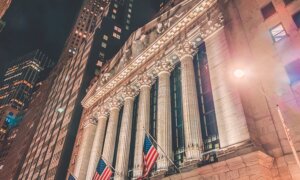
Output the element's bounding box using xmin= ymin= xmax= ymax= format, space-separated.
xmin=177 ymin=41 xmax=203 ymax=161
xmin=86 ymin=106 xmax=109 ymax=180
xmin=205 ymin=28 xmax=250 ymax=148
xmin=155 ymin=59 xmax=173 ymax=172
xmin=115 ymin=86 xmax=137 ymax=180
xmin=102 ymin=96 xmax=123 ymax=164
xmin=74 ymin=115 xmax=97 ymax=180
xmin=133 ymin=74 xmax=153 ymax=178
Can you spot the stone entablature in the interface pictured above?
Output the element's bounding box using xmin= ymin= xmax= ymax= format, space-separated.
xmin=82 ymin=0 xmax=224 ymax=109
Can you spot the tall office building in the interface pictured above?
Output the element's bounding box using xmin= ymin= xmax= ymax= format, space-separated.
xmin=0 ymin=0 xmax=11 ymax=19
xmin=18 ymin=0 xmax=109 ymax=179
xmin=0 ymin=70 xmax=56 ymax=180
xmin=0 ymin=50 xmax=53 ymax=127
xmin=96 ymin=0 xmax=170 ymax=63
xmin=72 ymin=0 xmax=300 ymax=179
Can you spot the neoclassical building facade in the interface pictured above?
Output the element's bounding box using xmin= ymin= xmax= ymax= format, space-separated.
xmin=69 ymin=0 xmax=300 ymax=179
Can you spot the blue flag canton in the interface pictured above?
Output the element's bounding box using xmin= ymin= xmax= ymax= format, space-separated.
xmin=143 ymin=136 xmax=152 ymax=154
xmin=68 ymin=174 xmax=76 ymax=180
xmin=96 ymin=159 xmax=107 ymax=174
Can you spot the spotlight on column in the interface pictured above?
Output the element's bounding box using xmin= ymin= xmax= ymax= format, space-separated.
xmin=233 ymin=69 xmax=245 ymax=79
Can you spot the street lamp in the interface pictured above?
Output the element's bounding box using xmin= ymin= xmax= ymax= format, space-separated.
xmin=233 ymin=68 xmax=300 ymax=170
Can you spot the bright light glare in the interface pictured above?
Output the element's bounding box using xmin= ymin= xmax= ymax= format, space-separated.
xmin=234 ymin=69 xmax=245 ymax=78
xmin=57 ymin=108 xmax=65 ymax=113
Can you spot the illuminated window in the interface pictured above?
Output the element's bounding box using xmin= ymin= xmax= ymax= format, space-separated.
xmin=129 ymin=3 xmax=132 ymax=7
xmin=128 ymin=8 xmax=132 ymax=13
xmin=125 ymin=25 xmax=129 ymax=30
xmin=103 ymin=35 xmax=108 ymax=40
xmin=111 ymin=14 xmax=116 ymax=19
xmin=101 ymin=42 xmax=107 ymax=48
xmin=127 ymin=14 xmax=131 ymax=18
xmin=114 ymin=26 xmax=122 ymax=33
xmin=114 ymin=3 xmax=118 ymax=8
xmin=270 ymin=23 xmax=287 ymax=42
xmin=261 ymin=2 xmax=276 ymax=20
xmin=113 ymin=32 xmax=120 ymax=39
xmin=293 ymin=11 xmax=300 ymax=28
xmin=285 ymin=59 xmax=300 ymax=84
xmin=113 ymin=9 xmax=117 ymax=14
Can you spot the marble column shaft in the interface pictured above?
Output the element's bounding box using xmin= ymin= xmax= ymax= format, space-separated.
xmin=178 ymin=42 xmax=203 ymax=161
xmin=133 ymin=75 xmax=152 ymax=178
xmin=115 ymin=87 xmax=136 ymax=180
xmin=102 ymin=99 xmax=122 ymax=164
xmin=74 ymin=119 xmax=97 ymax=180
xmin=86 ymin=112 xmax=108 ymax=180
xmin=156 ymin=62 xmax=173 ymax=171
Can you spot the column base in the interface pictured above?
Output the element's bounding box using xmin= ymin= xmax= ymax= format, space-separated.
xmin=160 ymin=151 xmax=275 ymax=179
xmin=185 ymin=147 xmax=202 ymax=161
xmin=151 ymin=170 xmax=167 ymax=180
xmin=217 ymin=140 xmax=263 ymax=161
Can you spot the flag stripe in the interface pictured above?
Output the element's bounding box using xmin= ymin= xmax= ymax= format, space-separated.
xmin=142 ymin=135 xmax=159 ymax=178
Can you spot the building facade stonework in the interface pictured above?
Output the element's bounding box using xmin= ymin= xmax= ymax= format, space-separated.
xmin=71 ymin=0 xmax=300 ymax=179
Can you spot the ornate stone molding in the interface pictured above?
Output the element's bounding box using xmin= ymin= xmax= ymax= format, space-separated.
xmin=138 ymin=73 xmax=154 ymax=88
xmin=97 ymin=105 xmax=109 ymax=118
xmin=155 ymin=58 xmax=173 ymax=75
xmin=176 ymin=40 xmax=197 ymax=59
xmin=108 ymin=96 xmax=123 ymax=110
xmin=122 ymin=85 xmax=138 ymax=99
xmin=83 ymin=114 xmax=98 ymax=128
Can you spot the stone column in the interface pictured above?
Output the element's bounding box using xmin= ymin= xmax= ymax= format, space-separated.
xmin=205 ymin=28 xmax=250 ymax=149
xmin=133 ymin=74 xmax=153 ymax=178
xmin=74 ymin=115 xmax=97 ymax=180
xmin=101 ymin=96 xmax=123 ymax=164
xmin=155 ymin=59 xmax=173 ymax=172
xmin=115 ymin=85 xmax=137 ymax=180
xmin=86 ymin=106 xmax=109 ymax=180
xmin=177 ymin=41 xmax=203 ymax=161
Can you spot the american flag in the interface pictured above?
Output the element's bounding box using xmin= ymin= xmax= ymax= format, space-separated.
xmin=68 ymin=173 xmax=76 ymax=180
xmin=93 ymin=159 xmax=113 ymax=180
xmin=143 ymin=135 xmax=159 ymax=177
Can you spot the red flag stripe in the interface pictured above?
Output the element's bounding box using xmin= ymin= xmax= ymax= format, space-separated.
xmin=146 ymin=152 xmax=158 ymax=175
xmin=101 ymin=167 xmax=112 ymax=180
xmin=145 ymin=147 xmax=158 ymax=165
xmin=145 ymin=146 xmax=156 ymax=162
xmin=100 ymin=168 xmax=109 ymax=180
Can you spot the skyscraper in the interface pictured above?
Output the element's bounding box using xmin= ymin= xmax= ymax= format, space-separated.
xmin=0 ymin=50 xmax=53 ymax=128
xmin=0 ymin=69 xmax=56 ymax=180
xmin=18 ymin=0 xmax=109 ymax=179
xmin=72 ymin=0 xmax=300 ymax=179
xmin=0 ymin=0 xmax=11 ymax=19
xmin=96 ymin=0 xmax=170 ymax=63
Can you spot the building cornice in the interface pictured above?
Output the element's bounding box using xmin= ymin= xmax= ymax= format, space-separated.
xmin=82 ymin=0 xmax=223 ymax=109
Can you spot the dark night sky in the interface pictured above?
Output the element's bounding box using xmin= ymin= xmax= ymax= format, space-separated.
xmin=0 ymin=0 xmax=83 ymax=77
xmin=0 ymin=0 xmax=166 ymax=78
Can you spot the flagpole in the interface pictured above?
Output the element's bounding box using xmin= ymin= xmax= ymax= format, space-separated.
xmin=277 ymin=105 xmax=300 ymax=170
xmin=143 ymin=128 xmax=183 ymax=180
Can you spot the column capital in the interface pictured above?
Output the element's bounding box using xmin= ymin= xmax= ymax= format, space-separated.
xmin=95 ymin=105 xmax=109 ymax=118
xmin=122 ymin=85 xmax=138 ymax=100
xmin=108 ymin=96 xmax=123 ymax=110
xmin=176 ymin=40 xmax=196 ymax=59
xmin=155 ymin=58 xmax=173 ymax=75
xmin=83 ymin=115 xmax=97 ymax=128
xmin=138 ymin=73 xmax=154 ymax=88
